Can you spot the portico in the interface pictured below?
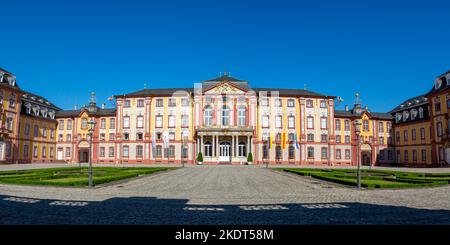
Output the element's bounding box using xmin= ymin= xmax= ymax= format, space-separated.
xmin=196 ymin=128 xmax=253 ymax=164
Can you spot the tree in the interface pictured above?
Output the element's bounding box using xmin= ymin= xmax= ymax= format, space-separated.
xmin=247 ymin=152 xmax=253 ymax=162
xmin=197 ymin=152 xmax=203 ymax=162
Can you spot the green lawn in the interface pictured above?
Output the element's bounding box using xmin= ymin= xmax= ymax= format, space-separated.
xmin=280 ymin=168 xmax=450 ymax=188
xmin=0 ymin=167 xmax=176 ymax=187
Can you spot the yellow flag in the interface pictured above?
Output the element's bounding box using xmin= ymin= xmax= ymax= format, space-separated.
xmin=282 ymin=132 xmax=286 ymax=149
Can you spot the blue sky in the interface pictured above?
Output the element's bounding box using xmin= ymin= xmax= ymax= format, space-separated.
xmin=1 ymin=0 xmax=449 ymax=112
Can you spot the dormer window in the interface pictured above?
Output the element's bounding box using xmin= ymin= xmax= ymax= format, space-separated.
xmin=395 ymin=113 xmax=402 ymax=123
xmin=410 ymin=109 xmax=418 ymax=120
xmin=25 ymin=103 xmax=32 ymax=114
xmin=435 ymin=78 xmax=442 ymax=89
xmin=419 ymin=107 xmax=424 ymax=119
xmin=9 ymin=96 xmax=15 ymax=109
xmin=32 ymin=106 xmax=40 ymax=116
xmin=7 ymin=76 xmax=16 ymax=86
xmin=403 ymin=111 xmax=409 ymax=121
xmin=0 ymin=91 xmax=3 ymax=103
xmin=48 ymin=110 xmax=55 ymax=119
xmin=41 ymin=108 xmax=48 ymax=118
xmin=0 ymin=73 xmax=4 ymax=83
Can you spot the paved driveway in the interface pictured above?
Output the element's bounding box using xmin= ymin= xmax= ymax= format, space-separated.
xmin=0 ymin=166 xmax=449 ymax=224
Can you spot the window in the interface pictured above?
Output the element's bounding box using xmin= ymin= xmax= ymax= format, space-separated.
xmin=100 ymin=147 xmax=105 ymax=157
xmin=204 ymin=106 xmax=212 ymax=126
xmin=307 ymin=147 xmax=314 ymax=158
xmin=274 ymin=99 xmax=282 ymax=107
xmin=421 ymin=149 xmax=426 ymax=161
xmin=33 ymin=146 xmax=38 ymax=157
xmin=320 ymin=100 xmax=326 ymax=108
xmin=67 ymin=134 xmax=71 ymax=141
xmin=137 ymin=116 xmax=144 ymax=128
xmin=345 ymin=149 xmax=351 ymax=159
xmin=336 ymin=149 xmax=341 ymax=159
xmin=169 ymin=132 xmax=175 ymax=140
xmin=136 ymin=145 xmax=143 ymax=158
xmin=287 ymin=99 xmax=295 ymax=107
xmin=168 ymin=98 xmax=176 ymax=107
xmin=137 ymin=99 xmax=144 ymax=107
xmin=335 ymin=119 xmax=341 ymax=131
xmin=9 ymin=97 xmax=15 ymax=108
xmin=124 ymin=100 xmax=131 ymax=108
xmin=50 ymin=129 xmax=54 ymax=139
xmin=238 ymin=106 xmax=246 ymax=126
xmin=42 ymin=127 xmax=47 ymax=138
xmin=345 ymin=135 xmax=350 ymax=143
xmin=156 ymin=99 xmax=164 ymax=107
xmin=34 ymin=125 xmax=39 ymax=137
xmin=25 ymin=123 xmax=30 ymax=136
xmin=156 ymin=116 xmax=163 ymax=128
xmin=396 ymin=131 xmax=400 ymax=143
xmin=439 ymin=147 xmax=444 ymax=161
xmin=81 ymin=118 xmax=87 ymax=129
xmin=123 ymin=116 xmax=130 ymax=128
xmin=288 ymin=133 xmax=295 ymax=141
xmin=263 ymin=144 xmax=269 ymax=159
xmin=238 ymin=142 xmax=246 ymax=157
xmin=435 ymin=99 xmax=441 ymax=113
xmin=288 ymin=145 xmax=295 ymax=159
xmin=98 ymin=118 xmax=105 ymax=129
xmin=123 ymin=146 xmax=129 ymax=157
xmin=412 ymin=150 xmax=417 ymax=161
xmin=379 ymin=150 xmax=385 ymax=160
xmin=336 ymin=135 xmax=341 ymax=143
xmin=388 ymin=150 xmax=393 ymax=160
xmin=222 ymin=106 xmax=229 ymax=126
xmin=181 ymin=98 xmax=189 ymax=106
xmin=321 ymin=134 xmax=328 ymax=142
xmin=23 ymin=145 xmax=29 ymax=158
xmin=155 ymin=146 xmax=162 ymax=158
xmin=100 ymin=133 xmax=105 ymax=141
xmin=168 ymin=145 xmax=175 ymax=158
xmin=321 ymin=147 xmax=328 ymax=159
xmin=288 ymin=116 xmax=295 ymax=128
xmin=6 ymin=117 xmax=13 ymax=131
xmin=404 ymin=150 xmax=408 ymax=161
xmin=307 ymin=116 xmax=314 ymax=129
xmin=58 ymin=134 xmax=63 ymax=141
xmin=437 ymin=122 xmax=443 ymax=137
xmin=275 ymin=133 xmax=281 ymax=141
xmin=181 ymin=115 xmax=189 ymax=127
xmin=378 ymin=122 xmax=384 ymax=132
xmin=204 ymin=142 xmax=212 ymax=157
xmin=345 ymin=120 xmax=350 ymax=131
xmin=419 ymin=108 xmax=424 ymax=119
xmin=307 ymin=134 xmax=314 ymax=142
xmin=306 ymin=100 xmax=313 ymax=107
xmin=65 ymin=147 xmax=71 ymax=157
xmin=67 ymin=119 xmax=72 ymax=130
xmin=275 ymin=116 xmax=282 ymax=128
xmin=379 ymin=136 xmax=384 ymax=145
xmin=168 ymin=115 xmax=175 ymax=128
xmin=261 ymin=98 xmax=269 ymax=106
xmin=109 ymin=147 xmax=115 ymax=157
xmin=59 ymin=120 xmax=64 ymax=130
xmin=275 ymin=146 xmax=282 ymax=160
xmin=42 ymin=147 xmax=46 ymax=158
xmin=387 ymin=136 xmax=392 ymax=145
xmin=262 ymin=116 xmax=269 ymax=128
xmin=109 ymin=133 xmax=115 ymax=141
xmin=363 ymin=120 xmax=369 ymax=131
xmin=403 ymin=130 xmax=408 ymax=142
xmin=369 ymin=136 xmax=373 ymax=143
xmin=420 ymin=127 xmax=425 ymax=140
xmin=320 ymin=117 xmax=327 ymax=129
xmin=412 ymin=129 xmax=417 ymax=141
xmin=110 ymin=118 xmax=115 ymax=129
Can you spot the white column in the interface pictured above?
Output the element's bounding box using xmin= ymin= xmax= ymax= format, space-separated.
xmin=235 ymin=136 xmax=239 ymax=157
xmin=232 ymin=135 xmax=235 ymax=157
xmin=247 ymin=135 xmax=250 ymax=155
xmin=200 ymin=135 xmax=203 ymax=154
xmin=197 ymin=137 xmax=200 ymax=153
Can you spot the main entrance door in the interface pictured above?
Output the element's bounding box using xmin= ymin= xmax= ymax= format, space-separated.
xmin=219 ymin=142 xmax=231 ymax=162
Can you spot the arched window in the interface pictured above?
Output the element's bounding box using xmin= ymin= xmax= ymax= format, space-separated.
xmin=289 ymin=145 xmax=295 ymax=160
xmin=204 ymin=141 xmax=212 ymax=157
xmin=238 ymin=141 xmax=246 ymax=157
xmin=276 ymin=146 xmax=282 ymax=160
xmin=222 ymin=105 xmax=229 ymax=126
xmin=204 ymin=106 xmax=212 ymax=126
xmin=238 ymin=106 xmax=246 ymax=126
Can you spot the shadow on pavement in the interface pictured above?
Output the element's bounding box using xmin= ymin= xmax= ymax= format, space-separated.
xmin=0 ymin=194 xmax=449 ymax=225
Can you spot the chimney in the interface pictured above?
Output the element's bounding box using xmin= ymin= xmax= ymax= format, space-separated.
xmin=74 ymin=104 xmax=78 ymax=110
xmin=345 ymin=105 xmax=349 ymax=111
xmin=102 ymin=103 xmax=106 ymax=109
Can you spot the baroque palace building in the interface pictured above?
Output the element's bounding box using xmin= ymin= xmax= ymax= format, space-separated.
xmin=1 ymin=67 xmax=450 ymax=167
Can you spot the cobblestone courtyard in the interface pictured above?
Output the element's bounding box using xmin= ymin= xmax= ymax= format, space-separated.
xmin=0 ymin=165 xmax=449 ymax=224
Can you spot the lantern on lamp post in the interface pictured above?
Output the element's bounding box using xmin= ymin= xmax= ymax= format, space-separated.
xmin=354 ymin=119 xmax=362 ymax=190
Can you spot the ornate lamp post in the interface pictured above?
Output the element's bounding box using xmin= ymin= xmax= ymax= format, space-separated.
xmin=87 ymin=118 xmax=96 ymax=187
xmin=354 ymin=119 xmax=362 ymax=190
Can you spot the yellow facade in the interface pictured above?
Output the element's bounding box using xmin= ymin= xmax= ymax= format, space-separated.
xmin=18 ymin=115 xmax=57 ymax=162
